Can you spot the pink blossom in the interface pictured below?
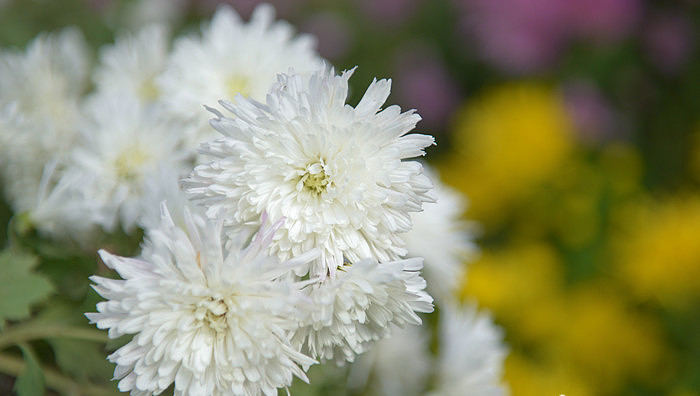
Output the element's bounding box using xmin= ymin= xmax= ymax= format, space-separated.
xmin=392 ymin=45 xmax=461 ymax=132
xmin=359 ymin=0 xmax=421 ymax=25
xmin=562 ymin=81 xmax=623 ymax=144
xmin=456 ymin=0 xmax=570 ymax=73
xmin=566 ymin=0 xmax=642 ymax=43
xmin=643 ymin=12 xmax=694 ymax=74
xmin=301 ymin=13 xmax=353 ymax=61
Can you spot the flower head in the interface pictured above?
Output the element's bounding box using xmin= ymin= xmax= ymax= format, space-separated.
xmin=185 ymin=67 xmax=435 ymax=277
xmin=70 ymin=94 xmax=192 ymax=232
xmin=441 ymin=82 xmax=573 ymax=224
xmin=87 ymin=205 xmax=318 ymax=396
xmin=158 ymin=3 xmax=323 ymax=144
xmin=92 ymin=24 xmax=170 ymax=103
xmin=613 ymin=195 xmax=700 ymax=308
xmin=0 ymin=27 xmax=89 ymax=123
xmin=0 ymin=28 xmax=89 ymax=211
xmin=290 ymin=257 xmax=433 ymax=364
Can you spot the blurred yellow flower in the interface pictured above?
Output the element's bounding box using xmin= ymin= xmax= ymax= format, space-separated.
xmin=461 ymin=242 xmax=566 ymax=343
xmin=613 ymin=195 xmax=700 ymax=309
xmin=555 ymin=284 xmax=671 ymax=393
xmin=440 ymin=82 xmax=574 ymax=224
xmin=463 ymin=242 xmax=670 ymax=395
xmin=505 ymin=352 xmax=591 ymax=396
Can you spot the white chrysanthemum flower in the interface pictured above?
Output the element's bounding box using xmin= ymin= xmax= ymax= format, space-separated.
xmin=87 ymin=205 xmax=319 ymax=396
xmin=0 ymin=28 xmax=89 ymax=211
xmin=70 ymin=94 xmax=192 ymax=232
xmin=185 ymin=67 xmax=435 ymax=277
xmin=158 ymin=3 xmax=323 ymax=144
xmin=349 ymin=324 xmax=430 ymax=396
xmin=0 ymin=27 xmax=89 ymax=125
xmin=92 ymin=24 xmax=170 ymax=103
xmin=403 ymin=167 xmax=479 ymax=303
xmin=291 ymin=258 xmax=433 ymax=364
xmin=429 ymin=303 xmax=509 ymax=396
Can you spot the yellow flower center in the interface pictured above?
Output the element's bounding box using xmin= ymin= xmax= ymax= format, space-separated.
xmin=300 ymin=160 xmax=331 ymax=195
xmin=196 ymin=296 xmax=230 ymax=333
xmin=114 ymin=147 xmax=150 ymax=182
xmin=139 ymin=79 xmax=160 ymax=101
xmin=226 ymin=74 xmax=251 ymax=100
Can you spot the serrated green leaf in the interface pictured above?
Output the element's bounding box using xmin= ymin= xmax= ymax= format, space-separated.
xmin=14 ymin=344 xmax=45 ymax=396
xmin=0 ymin=250 xmax=53 ymax=325
xmin=48 ymin=338 xmax=113 ymax=382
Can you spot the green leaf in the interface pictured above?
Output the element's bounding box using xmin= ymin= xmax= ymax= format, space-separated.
xmin=48 ymin=338 xmax=113 ymax=382
xmin=14 ymin=344 xmax=46 ymax=396
xmin=0 ymin=249 xmax=53 ymax=326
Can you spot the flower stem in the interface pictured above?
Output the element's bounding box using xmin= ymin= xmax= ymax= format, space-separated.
xmin=0 ymin=353 xmax=118 ymax=396
xmin=0 ymin=323 xmax=107 ymax=350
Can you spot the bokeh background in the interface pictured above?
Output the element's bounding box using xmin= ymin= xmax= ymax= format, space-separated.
xmin=0 ymin=0 xmax=699 ymax=396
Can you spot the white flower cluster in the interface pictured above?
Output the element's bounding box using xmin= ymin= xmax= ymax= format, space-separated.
xmin=0 ymin=4 xmax=321 ymax=240
xmin=0 ymin=4 xmax=508 ymax=396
